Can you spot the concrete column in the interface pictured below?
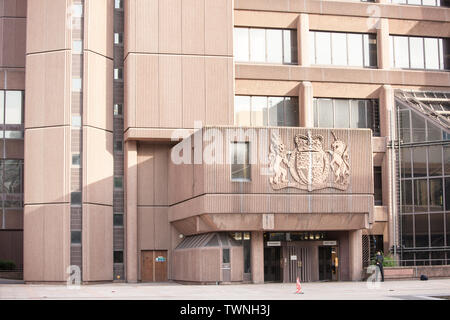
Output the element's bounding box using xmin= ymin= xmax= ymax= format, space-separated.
xmin=125 ymin=141 xmax=138 ymax=282
xmin=297 ymin=13 xmax=310 ymax=67
xmin=349 ymin=229 xmax=363 ymax=281
xmin=377 ymin=18 xmax=390 ymax=70
xmin=299 ymin=81 xmax=314 ymax=127
xmin=251 ymin=231 xmax=264 ymax=284
xmin=379 ymin=85 xmax=394 ymax=139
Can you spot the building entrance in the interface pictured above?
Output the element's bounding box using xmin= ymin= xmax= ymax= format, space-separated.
xmin=264 ymin=246 xmax=282 ymax=282
xmin=319 ymin=246 xmax=339 ymax=281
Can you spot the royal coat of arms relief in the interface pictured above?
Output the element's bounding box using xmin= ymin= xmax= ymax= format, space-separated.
xmin=268 ymin=130 xmax=350 ymax=191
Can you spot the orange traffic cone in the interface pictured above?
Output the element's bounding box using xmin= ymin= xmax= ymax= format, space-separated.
xmin=296 ymin=277 xmax=304 ymax=294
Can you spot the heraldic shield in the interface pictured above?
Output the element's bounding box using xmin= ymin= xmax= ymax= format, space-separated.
xmin=269 ymin=130 xmax=350 ymax=192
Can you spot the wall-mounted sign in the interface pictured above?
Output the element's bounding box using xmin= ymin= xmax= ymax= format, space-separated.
xmin=290 ymin=255 xmax=297 ymax=261
xmin=267 ymin=241 xmax=281 ymax=247
xmin=323 ymin=241 xmax=337 ymax=246
xmin=155 ymin=256 xmax=166 ymax=262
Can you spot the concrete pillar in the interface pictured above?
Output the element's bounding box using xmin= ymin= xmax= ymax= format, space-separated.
xmin=297 ymin=13 xmax=310 ymax=67
xmin=299 ymin=81 xmax=314 ymax=127
xmin=379 ymin=85 xmax=394 ymax=139
xmin=251 ymin=231 xmax=264 ymax=284
xmin=349 ymin=229 xmax=363 ymax=281
xmin=125 ymin=141 xmax=138 ymax=282
xmin=377 ymin=18 xmax=390 ymax=70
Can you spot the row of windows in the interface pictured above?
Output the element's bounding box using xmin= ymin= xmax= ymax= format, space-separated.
xmin=233 ymin=27 xmax=450 ymax=71
xmin=309 ymin=31 xmax=377 ymax=68
xmin=402 ymin=212 xmax=450 ymax=248
xmin=313 ymin=98 xmax=380 ymax=135
xmin=390 ymin=36 xmax=449 ymax=70
xmin=390 ymin=0 xmax=450 ymax=6
xmin=399 ymin=108 xmax=448 ymax=143
xmin=234 ymin=96 xmax=299 ymax=127
xmin=234 ymin=28 xmax=298 ymax=64
xmin=234 ymin=96 xmax=381 ymax=134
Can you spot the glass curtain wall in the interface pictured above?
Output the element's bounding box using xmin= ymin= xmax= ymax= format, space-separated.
xmin=397 ymin=102 xmax=450 ymax=266
xmin=0 ymin=90 xmax=24 ymax=233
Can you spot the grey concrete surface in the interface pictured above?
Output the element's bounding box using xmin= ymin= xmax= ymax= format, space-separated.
xmin=1 ymin=279 xmax=450 ymax=300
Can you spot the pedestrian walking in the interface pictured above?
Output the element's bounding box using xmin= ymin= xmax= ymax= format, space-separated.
xmin=375 ymin=251 xmax=384 ymax=282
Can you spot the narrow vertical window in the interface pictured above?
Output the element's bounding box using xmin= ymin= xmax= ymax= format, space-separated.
xmin=231 ymin=142 xmax=251 ymax=181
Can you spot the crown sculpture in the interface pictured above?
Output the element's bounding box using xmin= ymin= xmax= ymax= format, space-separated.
xmin=268 ymin=130 xmax=350 ymax=191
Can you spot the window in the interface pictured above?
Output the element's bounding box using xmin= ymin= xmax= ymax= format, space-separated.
xmin=114 ymin=214 xmax=123 ymax=227
xmin=72 ymin=4 xmax=83 ymax=18
xmin=114 ymin=177 xmax=123 ymax=190
xmin=114 ymin=68 xmax=123 ymax=80
xmin=114 ymin=104 xmax=123 ymax=117
xmin=72 ymin=78 xmax=82 ymax=92
xmin=1 ymin=160 xmax=23 ymax=195
xmin=234 ymin=96 xmax=299 ymax=127
xmin=71 ymin=231 xmax=82 ymax=244
xmin=73 ymin=40 xmax=83 ymax=54
xmin=231 ymin=142 xmax=250 ymax=181
xmin=114 ymin=141 xmax=123 ymax=152
xmin=390 ymin=0 xmax=450 ymax=7
xmin=72 ymin=154 xmax=81 ymax=166
xmin=310 ymin=31 xmax=377 ymax=67
xmin=234 ymin=27 xmax=298 ymax=64
xmin=390 ymin=35 xmax=449 ymax=70
xmin=72 ymin=115 xmax=81 ymax=127
xmin=71 ymin=192 xmax=82 ymax=205
xmin=222 ymin=248 xmax=230 ymax=264
xmin=114 ymin=33 xmax=123 ymax=45
xmin=114 ymin=250 xmax=124 ymax=263
xmin=4 ymin=91 xmax=23 ymax=126
xmin=114 ymin=0 xmax=123 ymax=9
xmin=313 ymin=98 xmax=380 ymax=135
xmin=374 ymin=167 xmax=382 ymax=205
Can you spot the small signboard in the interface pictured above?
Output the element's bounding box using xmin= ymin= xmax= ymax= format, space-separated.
xmin=323 ymin=241 xmax=337 ymax=246
xmin=155 ymin=256 xmax=166 ymax=262
xmin=267 ymin=241 xmax=281 ymax=247
xmin=290 ymin=255 xmax=297 ymax=261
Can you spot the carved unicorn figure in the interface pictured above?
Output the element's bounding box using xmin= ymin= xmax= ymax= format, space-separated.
xmin=328 ymin=132 xmax=350 ymax=185
xmin=269 ymin=132 xmax=289 ymax=185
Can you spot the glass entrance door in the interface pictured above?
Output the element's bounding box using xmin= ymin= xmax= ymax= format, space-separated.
xmin=319 ymin=246 xmax=339 ymax=281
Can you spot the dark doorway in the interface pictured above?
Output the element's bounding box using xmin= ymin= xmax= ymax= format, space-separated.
xmin=319 ymin=246 xmax=339 ymax=281
xmin=264 ymin=247 xmax=282 ymax=282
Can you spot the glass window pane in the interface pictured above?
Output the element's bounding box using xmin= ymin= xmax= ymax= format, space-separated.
xmin=374 ymin=167 xmax=382 ymax=205
xmin=251 ymin=96 xmax=268 ymax=126
xmin=5 ymin=131 xmax=23 ymax=139
xmin=71 ymin=192 xmax=82 ymax=204
xmin=393 ymin=36 xmax=410 ymax=68
xmin=331 ymin=33 xmax=347 ymax=66
xmin=350 ymin=100 xmax=366 ymax=128
xmin=315 ymin=32 xmax=331 ymax=65
xmin=347 ymin=33 xmax=363 ymax=67
xmin=414 ymin=179 xmax=428 ymax=212
xmin=401 ymin=214 xmax=414 ymax=248
xmin=424 ymin=38 xmax=440 ymax=70
xmin=444 ymin=146 xmax=450 ymax=175
xmin=284 ymin=97 xmax=299 ymax=127
xmin=114 ymin=251 xmax=123 ymax=263
xmin=429 ymin=178 xmax=444 ymax=211
xmin=410 ymin=111 xmax=426 ymax=142
xmin=223 ymin=248 xmax=230 ymax=263
xmin=413 ymin=146 xmax=427 ymax=177
xmin=71 ymin=231 xmax=81 ymax=244
xmin=234 ymin=96 xmax=251 ymax=126
xmin=268 ymin=97 xmax=284 ymax=126
xmin=317 ymin=99 xmax=333 ymax=127
xmin=428 ymin=146 xmax=442 ymax=176
xmin=283 ymin=30 xmax=298 ymax=64
xmin=415 ymin=214 xmax=429 ymax=248
xmin=409 ymin=37 xmax=424 ymax=69
xmin=447 ymin=212 xmax=450 ymax=246
xmin=401 ymin=148 xmax=412 ymax=178
xmin=309 ymin=32 xmax=316 ymax=64
xmin=231 ymin=142 xmax=250 ymax=180
xmin=249 ymin=29 xmax=266 ymax=62
xmin=114 ymin=214 xmax=123 ymax=226
xmin=266 ymin=29 xmax=283 ymax=63
xmin=234 ymin=28 xmax=249 ymax=62
xmin=366 ymin=100 xmax=374 ymax=131
xmin=313 ymin=99 xmax=318 ymax=127
xmin=401 ymin=179 xmax=413 ymax=213
xmin=427 ymin=120 xmax=442 ymax=141
xmin=5 ymin=91 xmax=22 ymax=124
xmin=399 ymin=109 xmax=411 ymax=143
xmin=334 ymin=99 xmax=350 ymax=128
xmin=0 ymin=91 xmax=3 ymax=124
xmin=3 ymin=161 xmax=21 ymax=194
xmin=365 ymin=34 xmax=378 ymax=67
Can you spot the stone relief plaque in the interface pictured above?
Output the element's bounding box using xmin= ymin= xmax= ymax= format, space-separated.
xmin=268 ymin=130 xmax=350 ymax=192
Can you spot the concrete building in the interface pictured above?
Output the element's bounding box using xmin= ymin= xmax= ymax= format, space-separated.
xmin=0 ymin=0 xmax=449 ymax=284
